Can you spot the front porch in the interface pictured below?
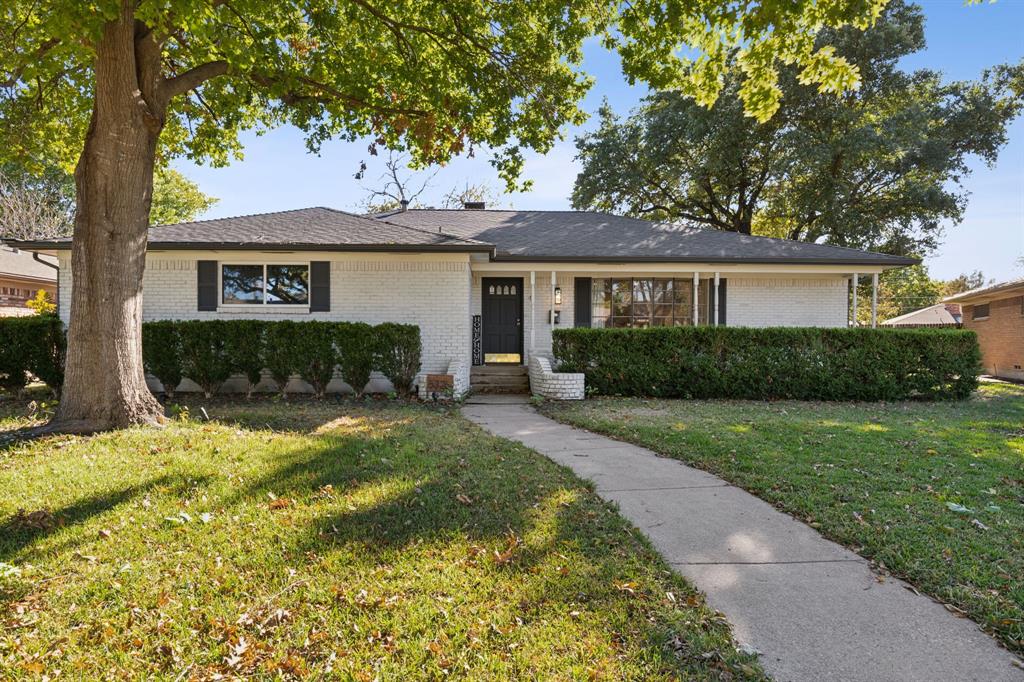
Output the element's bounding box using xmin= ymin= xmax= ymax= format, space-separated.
xmin=464 ymin=264 xmax=883 ymax=396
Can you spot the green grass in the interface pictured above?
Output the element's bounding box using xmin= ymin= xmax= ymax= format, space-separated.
xmin=540 ymin=383 xmax=1024 ymax=655
xmin=0 ymin=396 xmax=761 ymax=680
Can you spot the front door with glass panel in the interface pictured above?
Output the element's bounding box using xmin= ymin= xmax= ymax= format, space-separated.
xmin=481 ymin=278 xmax=523 ymax=364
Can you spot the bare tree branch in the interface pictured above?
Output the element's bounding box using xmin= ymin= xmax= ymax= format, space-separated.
xmin=0 ymin=171 xmax=74 ymax=240
xmin=358 ymin=150 xmax=437 ymax=213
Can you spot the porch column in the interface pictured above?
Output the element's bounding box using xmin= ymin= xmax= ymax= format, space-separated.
xmin=529 ymin=271 xmax=536 ymax=356
xmin=871 ymin=273 xmax=878 ymax=328
xmin=851 ymin=273 xmax=858 ymax=327
xmin=713 ymin=272 xmax=720 ymax=326
xmin=692 ymin=271 xmax=700 ymax=325
xmin=550 ymin=271 xmax=556 ymax=335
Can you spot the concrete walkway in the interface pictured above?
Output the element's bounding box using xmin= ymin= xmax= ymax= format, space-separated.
xmin=462 ymin=401 xmax=1024 ymax=682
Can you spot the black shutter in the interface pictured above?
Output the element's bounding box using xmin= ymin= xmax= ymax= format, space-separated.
xmin=197 ymin=260 xmax=217 ymax=311
xmin=574 ymin=278 xmax=591 ymax=328
xmin=309 ymin=261 xmax=330 ymax=312
xmin=718 ymin=278 xmax=727 ymax=325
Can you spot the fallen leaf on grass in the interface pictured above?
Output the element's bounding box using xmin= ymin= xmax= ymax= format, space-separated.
xmin=13 ymin=509 xmax=56 ymax=531
xmin=492 ymin=532 xmax=521 ymax=565
xmin=970 ymin=519 xmax=989 ymax=531
xmin=455 ymin=493 xmax=473 ymax=506
xmin=262 ymin=608 xmax=291 ymax=628
xmin=945 ymin=502 xmax=973 ymax=514
xmin=614 ymin=581 xmax=639 ymax=594
xmin=268 ymin=498 xmax=293 ymax=511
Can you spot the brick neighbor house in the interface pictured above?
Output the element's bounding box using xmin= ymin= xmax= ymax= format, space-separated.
xmin=945 ymin=277 xmax=1024 ymax=382
xmin=0 ymin=245 xmax=57 ymax=317
xmin=8 ymin=205 xmax=916 ymax=397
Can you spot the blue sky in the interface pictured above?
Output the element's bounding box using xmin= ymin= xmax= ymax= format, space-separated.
xmin=174 ymin=0 xmax=1024 ymax=282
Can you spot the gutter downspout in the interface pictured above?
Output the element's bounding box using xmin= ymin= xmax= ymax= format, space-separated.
xmin=32 ymin=252 xmax=59 ymax=311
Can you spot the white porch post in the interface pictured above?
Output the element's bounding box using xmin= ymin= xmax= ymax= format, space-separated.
xmin=871 ymin=273 xmax=879 ymax=328
xmin=713 ymin=272 xmax=720 ymax=326
xmin=851 ymin=273 xmax=858 ymax=327
xmin=529 ymin=271 xmax=536 ymax=358
xmin=692 ymin=271 xmax=700 ymax=325
xmin=550 ymin=271 xmax=556 ymax=335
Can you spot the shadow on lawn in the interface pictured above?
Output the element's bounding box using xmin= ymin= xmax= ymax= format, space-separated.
xmin=0 ymin=473 xmax=212 ymax=563
xmin=211 ymin=435 xmax=716 ymax=673
xmin=0 ymin=403 xmax=755 ymax=677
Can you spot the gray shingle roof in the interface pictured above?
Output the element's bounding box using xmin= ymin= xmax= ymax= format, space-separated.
xmin=0 ymin=246 xmax=57 ymax=280
xmin=377 ymin=209 xmax=918 ymax=265
xmin=9 ymin=206 xmax=918 ymax=266
xmin=9 ymin=207 xmax=491 ymax=253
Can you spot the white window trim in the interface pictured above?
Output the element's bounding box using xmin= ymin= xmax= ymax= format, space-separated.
xmin=218 ymin=261 xmax=312 ymax=309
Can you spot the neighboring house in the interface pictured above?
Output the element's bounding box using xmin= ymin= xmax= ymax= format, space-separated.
xmin=0 ymin=245 xmax=57 ymax=317
xmin=945 ymin=278 xmax=1024 ymax=382
xmin=9 ymin=205 xmax=916 ymax=395
xmin=881 ymin=303 xmax=962 ymax=328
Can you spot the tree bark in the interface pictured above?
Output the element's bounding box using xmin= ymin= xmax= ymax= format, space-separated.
xmin=50 ymin=12 xmax=166 ymax=432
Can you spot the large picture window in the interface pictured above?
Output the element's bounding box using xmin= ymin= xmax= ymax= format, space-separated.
xmin=222 ymin=264 xmax=309 ymax=305
xmin=591 ymin=278 xmax=710 ymax=328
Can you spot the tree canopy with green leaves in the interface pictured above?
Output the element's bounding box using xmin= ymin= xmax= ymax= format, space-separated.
xmin=573 ymin=1 xmax=1023 ymax=257
xmin=1 ymin=0 xmax=890 ymax=430
xmin=149 ymin=169 xmax=218 ymax=225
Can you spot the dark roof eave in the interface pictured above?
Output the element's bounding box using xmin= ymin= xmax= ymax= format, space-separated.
xmin=6 ymin=239 xmax=916 ymax=266
xmin=7 ymin=240 xmax=494 ymax=254
xmin=490 ymin=254 xmax=920 ymax=266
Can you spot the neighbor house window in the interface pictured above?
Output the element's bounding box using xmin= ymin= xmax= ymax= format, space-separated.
xmin=590 ymin=278 xmax=710 ymax=328
xmin=972 ymin=303 xmax=990 ymax=320
xmin=222 ymin=264 xmax=309 ymax=305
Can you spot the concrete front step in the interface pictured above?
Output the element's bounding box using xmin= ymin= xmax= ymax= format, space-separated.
xmin=473 ymin=386 xmax=530 ymax=394
xmin=471 ymin=365 xmax=528 ymax=376
xmin=472 ymin=364 xmax=530 ymax=394
xmin=471 ymin=375 xmax=530 ymax=385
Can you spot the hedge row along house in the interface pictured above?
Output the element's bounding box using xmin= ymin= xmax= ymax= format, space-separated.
xmin=9 ymin=204 xmax=917 ymax=397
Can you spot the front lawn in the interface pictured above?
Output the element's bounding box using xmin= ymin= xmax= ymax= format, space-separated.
xmin=0 ymin=397 xmax=761 ymax=680
xmin=540 ymin=383 xmax=1024 ymax=655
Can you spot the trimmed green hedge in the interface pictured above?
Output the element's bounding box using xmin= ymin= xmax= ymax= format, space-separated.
xmin=0 ymin=315 xmax=65 ymax=394
xmin=553 ymin=327 xmax=981 ymax=401
xmin=142 ymin=319 xmax=422 ymax=398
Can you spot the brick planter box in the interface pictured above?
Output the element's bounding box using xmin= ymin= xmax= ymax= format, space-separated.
xmin=529 ymin=356 xmax=584 ymax=400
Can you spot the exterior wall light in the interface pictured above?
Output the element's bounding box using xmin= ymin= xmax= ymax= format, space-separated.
xmin=554 ymin=286 xmax=562 ymax=305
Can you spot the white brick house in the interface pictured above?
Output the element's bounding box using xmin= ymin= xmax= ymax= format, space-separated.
xmin=11 ymin=206 xmax=916 ymax=397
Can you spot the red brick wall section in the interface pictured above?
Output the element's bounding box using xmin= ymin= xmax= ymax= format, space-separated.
xmin=962 ymin=294 xmax=1024 ymax=381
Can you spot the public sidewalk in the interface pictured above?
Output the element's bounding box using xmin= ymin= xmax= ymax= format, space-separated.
xmin=461 ymin=400 xmax=1023 ymax=682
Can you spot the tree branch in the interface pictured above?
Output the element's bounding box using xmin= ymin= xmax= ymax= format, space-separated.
xmin=161 ymin=60 xmax=229 ymax=98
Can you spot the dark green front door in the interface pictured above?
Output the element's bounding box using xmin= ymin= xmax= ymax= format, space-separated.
xmin=481 ymin=277 xmax=523 ymax=363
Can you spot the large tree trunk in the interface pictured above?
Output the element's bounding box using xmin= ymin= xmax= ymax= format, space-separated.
xmin=50 ymin=13 xmax=166 ymax=432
